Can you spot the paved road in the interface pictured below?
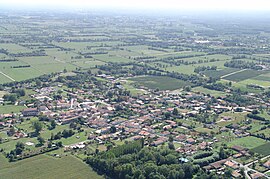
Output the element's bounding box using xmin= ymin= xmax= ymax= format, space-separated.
xmin=232 ymin=159 xmax=270 ymax=179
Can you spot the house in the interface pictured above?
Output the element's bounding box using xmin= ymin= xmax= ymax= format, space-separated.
xmin=263 ymin=160 xmax=270 ymax=169
xmin=175 ymin=134 xmax=187 ymax=142
xmin=186 ymin=138 xmax=195 ymax=144
xmin=231 ymin=145 xmax=246 ymax=152
xmin=224 ymin=161 xmax=238 ymax=169
xmin=151 ymin=137 xmax=167 ymax=146
xmin=233 ymin=153 xmax=243 ymax=158
xmin=250 ymin=172 xmax=264 ymax=179
xmin=209 ymin=159 xmax=228 ymax=170
xmin=0 ymin=122 xmax=5 ymax=128
xmin=231 ymin=170 xmax=242 ymax=178
xmin=22 ymin=108 xmax=39 ymax=117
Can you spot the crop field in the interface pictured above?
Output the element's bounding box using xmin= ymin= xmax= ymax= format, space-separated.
xmin=129 ymin=76 xmax=193 ymax=90
xmin=0 ymin=73 xmax=12 ymax=84
xmin=0 ymin=154 xmax=102 ymax=179
xmin=253 ymin=72 xmax=270 ymax=82
xmin=223 ymin=69 xmax=268 ymax=82
xmin=72 ymin=59 xmax=106 ymax=68
xmin=93 ymin=54 xmax=133 ymax=63
xmin=237 ymin=79 xmax=270 ymax=88
xmin=228 ymin=136 xmax=267 ymax=149
xmin=0 ymin=43 xmax=32 ymax=53
xmin=0 ymin=105 xmax=26 ymax=114
xmin=192 ymin=86 xmax=227 ymax=97
xmin=251 ymin=143 xmax=270 ymax=156
xmin=203 ymin=68 xmax=240 ymax=78
xmin=166 ymin=60 xmax=228 ymax=74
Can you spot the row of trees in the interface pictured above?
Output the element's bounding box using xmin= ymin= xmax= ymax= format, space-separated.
xmin=224 ymin=60 xmax=263 ymax=70
xmin=194 ymin=66 xmax=217 ymax=73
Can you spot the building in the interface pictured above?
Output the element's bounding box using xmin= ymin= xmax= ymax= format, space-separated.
xmin=22 ymin=108 xmax=39 ymax=117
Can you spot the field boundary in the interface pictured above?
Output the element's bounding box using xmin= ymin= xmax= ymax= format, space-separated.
xmin=0 ymin=71 xmax=15 ymax=81
xmin=221 ymin=69 xmax=247 ymax=78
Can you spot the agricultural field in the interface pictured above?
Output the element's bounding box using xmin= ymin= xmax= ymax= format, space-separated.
xmin=251 ymin=143 xmax=270 ymax=156
xmin=228 ymin=136 xmax=267 ymax=149
xmin=129 ymin=76 xmax=192 ymax=90
xmin=0 ymin=154 xmax=102 ymax=179
xmin=202 ymin=68 xmax=240 ymax=78
xmin=0 ymin=105 xmax=26 ymax=114
xmin=192 ymin=86 xmax=227 ymax=97
xmin=223 ymin=69 xmax=268 ymax=82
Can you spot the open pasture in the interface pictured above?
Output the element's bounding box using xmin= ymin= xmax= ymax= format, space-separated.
xmin=0 ymin=154 xmax=102 ymax=179
xmin=228 ymin=136 xmax=267 ymax=149
xmin=129 ymin=75 xmax=193 ymax=90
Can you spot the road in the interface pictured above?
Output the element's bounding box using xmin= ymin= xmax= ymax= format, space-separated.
xmin=232 ymin=159 xmax=270 ymax=179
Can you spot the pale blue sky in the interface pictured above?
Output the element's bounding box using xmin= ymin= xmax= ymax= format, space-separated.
xmin=1 ymin=0 xmax=270 ymax=11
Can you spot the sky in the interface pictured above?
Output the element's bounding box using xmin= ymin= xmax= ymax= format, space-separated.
xmin=1 ymin=0 xmax=270 ymax=11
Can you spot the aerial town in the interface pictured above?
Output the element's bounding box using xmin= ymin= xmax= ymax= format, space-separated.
xmin=0 ymin=6 xmax=270 ymax=179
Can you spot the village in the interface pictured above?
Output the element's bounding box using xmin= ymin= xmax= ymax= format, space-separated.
xmin=0 ymin=71 xmax=270 ymax=179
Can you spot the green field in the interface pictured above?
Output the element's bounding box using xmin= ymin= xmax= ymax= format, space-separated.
xmin=223 ymin=69 xmax=268 ymax=82
xmin=166 ymin=60 xmax=228 ymax=74
xmin=251 ymin=143 xmax=270 ymax=156
xmin=130 ymin=76 xmax=192 ymax=90
xmin=0 ymin=105 xmax=26 ymax=114
xmin=192 ymin=86 xmax=227 ymax=97
xmin=203 ymin=68 xmax=240 ymax=78
xmin=0 ymin=154 xmax=103 ymax=179
xmin=228 ymin=136 xmax=267 ymax=149
xmin=253 ymin=73 xmax=270 ymax=82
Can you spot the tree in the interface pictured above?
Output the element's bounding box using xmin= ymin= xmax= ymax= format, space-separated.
xmin=172 ymin=108 xmax=179 ymax=116
xmin=224 ymin=168 xmax=232 ymax=178
xmin=15 ymin=142 xmax=25 ymax=155
xmin=32 ymin=121 xmax=43 ymax=135
xmin=168 ymin=170 xmax=180 ymax=179
xmin=37 ymin=136 xmax=45 ymax=146
xmin=8 ymin=127 xmax=16 ymax=136
xmin=48 ymin=142 xmax=52 ymax=148
xmin=168 ymin=142 xmax=175 ymax=150
xmin=184 ymin=86 xmax=191 ymax=92
xmin=110 ymin=126 xmax=117 ymax=133
xmin=106 ymin=144 xmax=113 ymax=151
xmin=219 ymin=147 xmax=227 ymax=159
xmin=144 ymin=163 xmax=158 ymax=176
xmin=36 ymin=79 xmax=41 ymax=87
xmin=56 ymin=141 xmax=63 ymax=147
xmin=50 ymin=120 xmax=57 ymax=129
xmin=168 ymin=135 xmax=173 ymax=142
xmin=62 ymin=129 xmax=75 ymax=138
xmin=3 ymin=94 xmax=17 ymax=103
xmin=13 ymin=89 xmax=25 ymax=97
xmin=164 ymin=112 xmax=171 ymax=119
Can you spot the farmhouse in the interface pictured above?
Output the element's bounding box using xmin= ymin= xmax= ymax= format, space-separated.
xmin=22 ymin=108 xmax=39 ymax=117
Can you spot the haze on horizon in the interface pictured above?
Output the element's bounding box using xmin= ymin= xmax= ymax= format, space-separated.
xmin=1 ymin=0 xmax=270 ymax=11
